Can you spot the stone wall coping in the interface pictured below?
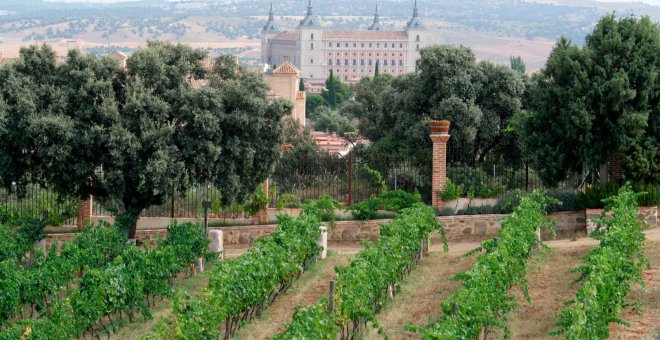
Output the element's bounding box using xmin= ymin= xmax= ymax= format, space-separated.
xmin=210 ymin=224 xmax=278 ymax=231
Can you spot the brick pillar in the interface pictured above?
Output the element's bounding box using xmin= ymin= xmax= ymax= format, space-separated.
xmin=77 ymin=196 xmax=93 ymax=230
xmin=430 ymin=120 xmax=451 ymax=211
xmin=256 ymin=180 xmax=270 ymax=224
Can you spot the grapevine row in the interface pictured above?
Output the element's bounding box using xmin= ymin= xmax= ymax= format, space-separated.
xmin=150 ymin=209 xmax=323 ymax=339
xmin=415 ymin=190 xmax=556 ymax=339
xmin=0 ymin=222 xmax=127 ymax=324
xmin=551 ymin=184 xmax=648 ymax=339
xmin=274 ymin=203 xmax=446 ymax=340
xmin=0 ymin=221 xmax=208 ymax=339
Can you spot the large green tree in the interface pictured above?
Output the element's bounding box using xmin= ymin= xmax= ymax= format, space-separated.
xmin=313 ymin=107 xmax=355 ymax=135
xmin=348 ymin=45 xmax=525 ymax=166
xmin=0 ymin=42 xmax=290 ymax=238
xmin=520 ymin=15 xmax=659 ymax=185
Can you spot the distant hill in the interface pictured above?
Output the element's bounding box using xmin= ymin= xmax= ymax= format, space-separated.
xmin=1 ymin=0 xmax=658 ymax=70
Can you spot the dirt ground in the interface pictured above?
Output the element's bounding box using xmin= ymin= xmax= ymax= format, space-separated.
xmin=362 ymin=229 xmax=660 ymax=340
xmin=111 ymin=229 xmax=660 ymax=339
xmin=233 ymin=252 xmax=351 ymax=339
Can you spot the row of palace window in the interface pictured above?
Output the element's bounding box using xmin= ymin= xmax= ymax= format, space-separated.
xmin=324 ymin=59 xmax=405 ymax=67
xmin=309 ymin=33 xmax=420 ymax=43
xmin=327 ymin=41 xmax=406 ymax=49
xmin=310 ymin=42 xmax=420 ymax=51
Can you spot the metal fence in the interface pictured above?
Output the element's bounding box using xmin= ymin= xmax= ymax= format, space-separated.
xmin=0 ymin=185 xmax=78 ymax=226
xmin=270 ymin=152 xmax=430 ymax=205
xmin=92 ymin=185 xmax=253 ymax=219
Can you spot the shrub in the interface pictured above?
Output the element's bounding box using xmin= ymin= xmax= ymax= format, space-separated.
xmin=378 ymin=189 xmax=421 ymax=211
xmin=437 ymin=207 xmax=455 ymax=216
xmin=243 ymin=186 xmax=268 ymax=216
xmin=455 ymin=205 xmax=497 ymax=215
xmin=303 ymin=195 xmax=343 ymax=222
xmin=439 ymin=179 xmax=463 ymax=201
xmin=349 ymin=190 xmax=421 ymax=221
xmin=578 ymin=182 xmax=660 ymax=209
xmin=350 ymin=198 xmax=379 ymax=221
xmin=276 ymin=194 xmax=302 ymax=209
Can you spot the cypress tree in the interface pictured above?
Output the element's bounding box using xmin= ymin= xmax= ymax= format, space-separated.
xmin=374 ymin=60 xmax=380 ymax=77
xmin=299 ymin=78 xmax=306 ymax=91
xmin=327 ymin=70 xmax=337 ymax=108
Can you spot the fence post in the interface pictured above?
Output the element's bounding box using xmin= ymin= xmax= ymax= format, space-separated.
xmin=328 ymin=280 xmax=335 ymax=313
xmin=319 ymin=226 xmax=328 ymax=260
xmin=209 ymin=229 xmax=224 ymax=260
xmin=430 ymin=121 xmax=451 ymax=211
xmin=347 ymin=151 xmax=353 ymax=206
xmin=76 ymin=196 xmax=93 ymax=230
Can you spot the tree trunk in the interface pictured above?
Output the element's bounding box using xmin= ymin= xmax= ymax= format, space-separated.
xmin=127 ymin=215 xmax=138 ymax=240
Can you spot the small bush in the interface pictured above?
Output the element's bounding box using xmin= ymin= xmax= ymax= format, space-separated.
xmin=276 ymin=194 xmax=302 ymax=209
xmin=456 ymin=205 xmax=498 ymax=215
xmin=243 ymin=186 xmax=268 ymax=216
xmin=578 ymin=182 xmax=660 ymax=209
xmin=436 ymin=207 xmax=455 ymax=216
xmin=440 ymin=179 xmax=463 ymax=201
xmin=350 ymin=198 xmax=379 ymax=221
xmin=303 ymin=195 xmax=343 ymax=222
xmin=349 ymin=190 xmax=421 ymax=221
xmin=379 ymin=190 xmax=421 ymax=211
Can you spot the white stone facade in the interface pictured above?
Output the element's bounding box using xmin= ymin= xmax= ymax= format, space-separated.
xmin=261 ymin=1 xmax=427 ymax=83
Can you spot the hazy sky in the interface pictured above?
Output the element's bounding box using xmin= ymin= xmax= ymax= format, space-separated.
xmin=44 ymin=0 xmax=660 ymax=5
xmin=596 ymin=0 xmax=660 ymax=6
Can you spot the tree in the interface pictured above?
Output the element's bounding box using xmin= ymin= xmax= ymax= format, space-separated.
xmin=510 ymin=56 xmax=526 ymax=74
xmin=326 ymin=70 xmax=337 ymax=107
xmin=306 ymin=94 xmax=326 ymax=119
xmin=374 ymin=60 xmax=380 ymax=77
xmin=350 ymin=45 xmax=525 ymax=167
xmin=0 ymin=45 xmax=120 ymax=199
xmin=0 ymin=42 xmax=291 ymax=238
xmin=520 ymin=15 xmax=659 ymax=185
xmin=321 ymin=70 xmax=351 ymax=108
xmin=299 ymin=78 xmax=306 ymax=91
xmin=313 ymin=107 xmax=355 ymax=134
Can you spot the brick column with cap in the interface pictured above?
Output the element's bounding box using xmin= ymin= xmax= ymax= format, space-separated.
xmin=77 ymin=196 xmax=93 ymax=230
xmin=430 ymin=120 xmax=451 ymax=211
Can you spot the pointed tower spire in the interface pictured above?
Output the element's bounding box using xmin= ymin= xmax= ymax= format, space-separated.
xmin=406 ymin=0 xmax=425 ymax=29
xmin=368 ymin=4 xmax=382 ymax=31
xmin=299 ymin=0 xmax=321 ymax=27
xmin=263 ymin=2 xmax=280 ymax=32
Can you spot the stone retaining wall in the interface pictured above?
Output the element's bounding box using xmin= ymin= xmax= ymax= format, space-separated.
xmin=42 ymin=207 xmax=659 ymax=251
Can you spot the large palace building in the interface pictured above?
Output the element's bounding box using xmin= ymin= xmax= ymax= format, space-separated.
xmin=261 ymin=1 xmax=427 ymax=83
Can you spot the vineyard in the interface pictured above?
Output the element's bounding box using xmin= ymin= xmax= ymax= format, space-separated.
xmin=0 ymin=188 xmax=658 ymax=339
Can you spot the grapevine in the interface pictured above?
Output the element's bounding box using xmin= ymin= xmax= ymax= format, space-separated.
xmin=416 ymin=190 xmax=557 ymax=339
xmin=150 ymin=209 xmax=323 ymax=339
xmin=551 ymin=184 xmax=648 ymax=339
xmin=275 ymin=203 xmax=446 ymax=340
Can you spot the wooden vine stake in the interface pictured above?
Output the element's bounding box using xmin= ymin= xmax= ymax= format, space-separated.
xmin=328 ymin=280 xmax=335 ymax=313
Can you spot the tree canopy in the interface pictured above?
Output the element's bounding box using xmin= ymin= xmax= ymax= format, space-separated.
xmin=0 ymin=42 xmax=291 ymax=237
xmin=520 ymin=15 xmax=659 ymax=185
xmin=347 ymin=45 xmax=525 ymax=167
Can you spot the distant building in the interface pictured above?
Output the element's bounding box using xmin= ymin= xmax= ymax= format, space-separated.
xmin=261 ymin=0 xmax=427 ymax=83
xmin=311 ymin=131 xmax=368 ymax=157
xmin=264 ymin=62 xmax=307 ymax=126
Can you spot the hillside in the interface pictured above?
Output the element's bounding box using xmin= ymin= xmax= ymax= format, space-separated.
xmin=0 ymin=0 xmax=658 ymax=70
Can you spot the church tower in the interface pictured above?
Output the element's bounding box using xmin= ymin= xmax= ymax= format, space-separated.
xmin=261 ymin=3 xmax=280 ymax=65
xmin=297 ymin=0 xmax=324 ymax=80
xmin=405 ymin=0 xmax=427 ymax=72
